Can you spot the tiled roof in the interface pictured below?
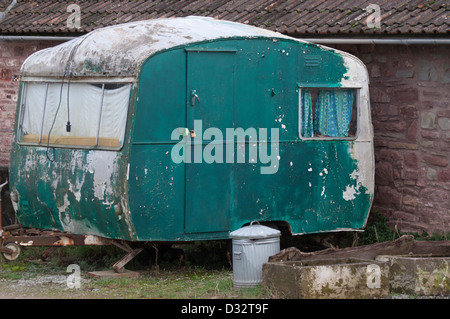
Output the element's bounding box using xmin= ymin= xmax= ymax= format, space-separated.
xmin=0 ymin=0 xmax=448 ymax=36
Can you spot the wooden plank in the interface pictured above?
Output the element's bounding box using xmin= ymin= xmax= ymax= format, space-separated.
xmin=269 ymin=235 xmax=450 ymax=262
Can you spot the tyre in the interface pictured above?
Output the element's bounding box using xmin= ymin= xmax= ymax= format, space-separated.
xmin=2 ymin=242 xmax=21 ymax=261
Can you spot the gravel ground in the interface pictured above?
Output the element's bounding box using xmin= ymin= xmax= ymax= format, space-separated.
xmin=0 ymin=274 xmax=92 ymax=299
xmin=0 ymin=273 xmax=448 ymax=299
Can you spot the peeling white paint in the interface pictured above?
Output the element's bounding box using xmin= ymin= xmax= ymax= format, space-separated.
xmin=344 ymin=142 xmax=375 ymax=201
xmin=19 ymin=241 xmax=34 ymax=246
xmin=86 ymin=151 xmax=117 ymax=201
xmin=57 ymin=193 xmax=71 ymax=230
xmin=336 ymin=49 xmax=374 ymax=204
xmin=343 ymin=185 xmax=358 ymax=201
xmin=21 ymin=16 xmax=297 ymax=78
xmin=84 ymin=235 xmax=109 ymax=245
xmin=57 ymin=194 xmax=70 ymax=215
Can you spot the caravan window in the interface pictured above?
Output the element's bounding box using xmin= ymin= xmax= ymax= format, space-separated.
xmin=18 ymin=82 xmax=132 ymax=149
xmin=299 ymin=88 xmax=357 ymax=139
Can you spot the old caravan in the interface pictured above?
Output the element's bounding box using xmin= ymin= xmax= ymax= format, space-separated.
xmin=9 ymin=17 xmax=374 ymax=243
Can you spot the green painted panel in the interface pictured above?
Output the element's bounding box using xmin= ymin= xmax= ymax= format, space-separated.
xmin=296 ymin=42 xmax=349 ymax=85
xmin=186 ymin=50 xmax=236 ymax=134
xmin=128 ymin=144 xmax=185 ymax=240
xmin=133 ymin=50 xmax=186 ymax=143
xmin=230 ymin=141 xmax=372 ymax=234
xmin=234 ymin=40 xmax=299 ymax=141
xmin=185 ymin=50 xmax=235 ymax=233
xmin=127 ymin=37 xmax=372 ymax=241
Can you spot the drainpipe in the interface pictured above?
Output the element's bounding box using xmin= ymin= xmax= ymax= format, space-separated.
xmin=0 ymin=36 xmax=77 ymax=41
xmin=303 ymin=38 xmax=450 ymax=45
xmin=0 ymin=36 xmax=448 ymax=45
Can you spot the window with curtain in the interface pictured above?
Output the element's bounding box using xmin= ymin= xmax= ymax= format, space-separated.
xmin=300 ymin=88 xmax=357 ymax=138
xmin=19 ymin=82 xmax=132 ymax=148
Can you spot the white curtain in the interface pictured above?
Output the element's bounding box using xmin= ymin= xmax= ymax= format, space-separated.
xmin=21 ymin=82 xmax=131 ymax=146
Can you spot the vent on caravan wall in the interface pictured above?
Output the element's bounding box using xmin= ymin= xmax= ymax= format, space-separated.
xmin=304 ymin=55 xmax=321 ymax=68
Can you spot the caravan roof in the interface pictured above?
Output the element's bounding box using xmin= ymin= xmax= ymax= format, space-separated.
xmin=20 ymin=16 xmax=295 ymax=78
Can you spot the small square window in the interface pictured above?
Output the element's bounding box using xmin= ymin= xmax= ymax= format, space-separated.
xmin=299 ymin=88 xmax=357 ymax=139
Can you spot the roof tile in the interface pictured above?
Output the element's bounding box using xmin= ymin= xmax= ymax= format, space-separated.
xmin=0 ymin=0 xmax=448 ymax=36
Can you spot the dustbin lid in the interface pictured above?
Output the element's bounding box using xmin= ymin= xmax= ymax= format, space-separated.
xmin=229 ymin=223 xmax=281 ymax=239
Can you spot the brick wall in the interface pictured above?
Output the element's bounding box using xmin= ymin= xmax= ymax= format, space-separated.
xmin=0 ymin=40 xmax=449 ymax=235
xmin=0 ymin=40 xmax=63 ymax=168
xmin=335 ymin=43 xmax=450 ymax=235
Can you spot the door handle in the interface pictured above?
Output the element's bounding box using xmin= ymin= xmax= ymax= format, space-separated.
xmin=191 ymin=90 xmax=200 ymax=106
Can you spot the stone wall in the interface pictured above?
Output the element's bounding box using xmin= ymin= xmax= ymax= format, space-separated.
xmin=0 ymin=40 xmax=63 ymax=167
xmin=334 ymin=44 xmax=450 ymax=235
xmin=0 ymin=40 xmax=449 ymax=235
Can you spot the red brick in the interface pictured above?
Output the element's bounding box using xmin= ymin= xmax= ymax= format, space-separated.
xmin=438 ymin=169 xmax=450 ymax=182
xmin=370 ymin=87 xmax=390 ymax=103
xmin=423 ymin=155 xmax=448 ymax=167
xmin=437 ymin=110 xmax=450 ymax=117
xmin=404 ymin=151 xmax=418 ymax=169
xmin=375 ymin=161 xmax=393 ymax=185
xmin=0 ymin=68 xmax=12 ymax=81
xmin=421 ymin=130 xmax=440 ymax=139
xmin=392 ymin=210 xmax=418 ymax=221
xmin=406 ymin=120 xmax=419 ymax=142
xmin=421 ymin=188 xmax=449 ymax=203
xmin=402 ymin=195 xmax=421 ymax=207
xmin=378 ymin=149 xmax=402 ymax=162
xmin=393 ymin=88 xmax=419 ymax=104
xmin=400 ymin=105 xmax=418 ymax=119
xmin=384 ymin=121 xmax=407 ymax=132
xmin=403 ymin=170 xmax=418 ymax=180
xmin=13 ymin=46 xmax=25 ymax=57
xmin=375 ymin=186 xmax=402 ymax=210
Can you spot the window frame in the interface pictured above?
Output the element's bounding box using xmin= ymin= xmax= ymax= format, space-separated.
xmin=297 ymin=84 xmax=361 ymax=141
xmin=17 ymin=78 xmax=134 ymax=151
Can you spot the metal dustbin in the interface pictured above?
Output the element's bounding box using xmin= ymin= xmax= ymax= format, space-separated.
xmin=230 ymin=223 xmax=281 ymax=288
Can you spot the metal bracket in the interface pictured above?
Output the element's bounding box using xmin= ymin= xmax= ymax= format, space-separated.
xmin=191 ymin=89 xmax=200 ymax=106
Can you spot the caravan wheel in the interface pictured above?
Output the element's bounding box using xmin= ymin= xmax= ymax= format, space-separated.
xmin=2 ymin=243 xmax=21 ymax=261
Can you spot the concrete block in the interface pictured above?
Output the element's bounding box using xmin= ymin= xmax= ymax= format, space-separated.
xmin=376 ymin=255 xmax=450 ymax=296
xmin=262 ymin=258 xmax=390 ymax=299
